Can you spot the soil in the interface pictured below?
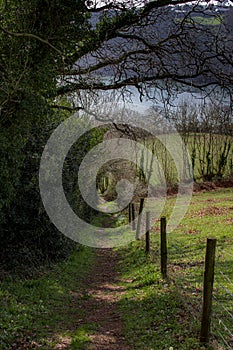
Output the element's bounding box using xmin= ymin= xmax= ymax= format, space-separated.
xmin=193 ymin=179 xmax=233 ymax=192
xmin=166 ymin=179 xmax=233 ymax=196
xmin=79 ymin=248 xmax=130 ymax=350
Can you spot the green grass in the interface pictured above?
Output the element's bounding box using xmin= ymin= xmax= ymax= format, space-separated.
xmin=1 ymin=189 xmax=232 ymax=349
xmin=0 ymin=245 xmax=97 ymax=349
xmin=176 ymin=15 xmax=223 ymax=26
xmin=117 ymin=188 xmax=233 ymax=350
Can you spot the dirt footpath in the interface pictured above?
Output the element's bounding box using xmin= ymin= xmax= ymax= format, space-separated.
xmin=81 ymin=249 xmax=130 ymax=350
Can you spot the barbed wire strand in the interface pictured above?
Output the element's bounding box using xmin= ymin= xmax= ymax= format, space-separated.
xmin=212 ymin=246 xmax=233 ymax=349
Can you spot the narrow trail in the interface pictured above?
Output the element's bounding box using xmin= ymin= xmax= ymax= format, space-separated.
xmin=80 ymin=248 xmax=131 ymax=350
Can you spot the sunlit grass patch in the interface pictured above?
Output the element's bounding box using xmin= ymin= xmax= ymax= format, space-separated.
xmin=117 ymin=188 xmax=233 ymax=349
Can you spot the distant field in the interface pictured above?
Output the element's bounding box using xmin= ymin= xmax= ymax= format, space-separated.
xmin=176 ymin=15 xmax=223 ymax=26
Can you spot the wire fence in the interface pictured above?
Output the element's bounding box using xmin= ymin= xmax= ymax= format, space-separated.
xmin=212 ymin=245 xmax=233 ymax=350
xmin=128 ymin=200 xmax=233 ymax=349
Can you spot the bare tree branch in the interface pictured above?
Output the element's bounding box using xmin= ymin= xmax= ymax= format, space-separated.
xmin=56 ymin=68 xmax=218 ymax=97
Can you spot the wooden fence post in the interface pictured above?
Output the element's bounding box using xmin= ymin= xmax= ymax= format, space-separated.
xmin=200 ymin=238 xmax=217 ymax=345
xmin=136 ymin=198 xmax=144 ymax=239
xmin=128 ymin=203 xmax=131 ymax=223
xmin=146 ymin=211 xmax=150 ymax=254
xmin=160 ymin=217 xmax=167 ymax=279
xmin=131 ymin=203 xmax=136 ymax=231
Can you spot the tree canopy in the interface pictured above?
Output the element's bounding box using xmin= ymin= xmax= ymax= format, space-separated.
xmin=1 ymin=0 xmax=232 ymax=112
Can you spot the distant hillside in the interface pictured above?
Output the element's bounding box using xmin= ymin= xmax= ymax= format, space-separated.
xmin=79 ymin=3 xmax=233 ymax=87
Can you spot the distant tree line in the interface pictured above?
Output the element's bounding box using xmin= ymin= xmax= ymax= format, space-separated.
xmin=143 ymin=101 xmax=233 ymax=184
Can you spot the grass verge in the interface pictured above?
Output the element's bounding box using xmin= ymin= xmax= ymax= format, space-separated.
xmin=117 ymin=188 xmax=233 ymax=350
xmin=0 ymin=245 xmax=97 ymax=349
